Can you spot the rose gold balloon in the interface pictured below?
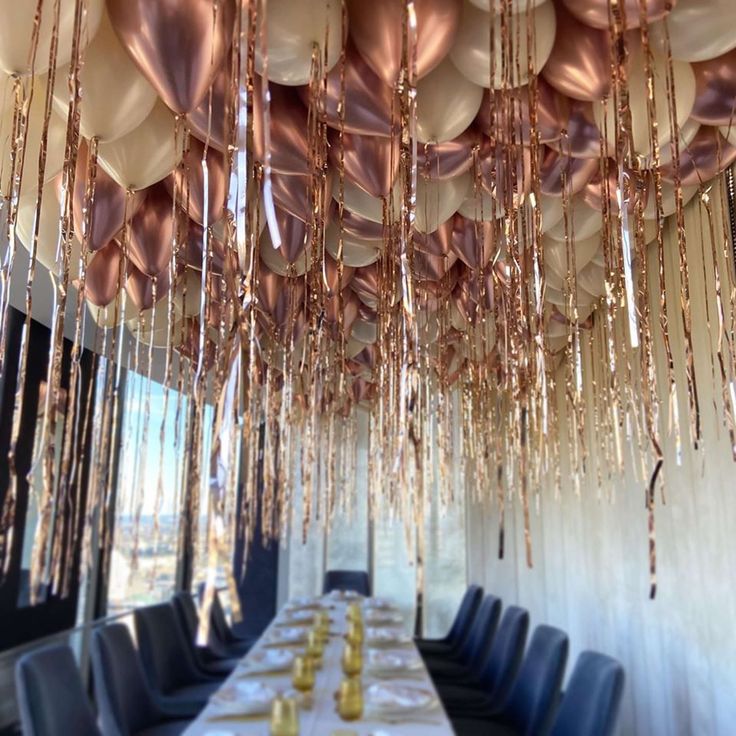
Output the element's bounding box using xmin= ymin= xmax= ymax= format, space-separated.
xmin=415 ymin=217 xmax=454 ymax=257
xmin=167 ymin=137 xmax=226 ymax=226
xmin=417 ymin=128 xmax=480 ymax=180
xmin=336 ymin=205 xmax=386 ymax=240
xmin=581 ymin=163 xmax=648 ymax=214
xmin=69 ymin=140 xmax=144 ymax=252
xmin=129 ymin=185 xmax=174 ymax=276
xmin=272 ymin=205 xmax=311 ymax=264
xmin=324 ymin=254 xmax=355 ymax=294
xmin=413 ymin=248 xmax=458 ymax=281
xmin=351 ymin=263 xmax=382 ymax=304
xmin=126 ymin=263 xmax=171 ymax=311
xmin=257 ymin=269 xmax=305 ymax=334
xmin=325 ymin=290 xmax=360 ymax=335
xmin=479 ymin=145 xmax=532 ymax=204
xmin=450 ymin=215 xmax=496 ymax=269
xmin=270 ymin=171 xmax=312 ymax=223
xmin=331 ymin=130 xmax=400 ymax=198
xmin=661 ymin=126 xmax=736 ymax=187
xmin=185 ymin=221 xmax=227 ymax=274
xmin=303 ymin=42 xmax=396 ymax=137
xmin=86 ymin=240 xmax=123 ymax=307
xmin=351 ymin=377 xmax=374 ymax=403
xmin=188 ymin=61 xmax=230 ymax=151
xmin=351 ymin=343 xmax=377 ymax=371
xmin=253 ymin=77 xmax=310 ymax=175
xmin=561 ymin=0 xmax=675 ymax=30
xmin=691 ymin=48 xmax=736 ymax=126
xmin=539 ymin=147 xmax=599 ymax=198
xmin=107 ymin=0 xmax=234 ymax=114
xmin=347 ymin=0 xmax=462 ymax=86
xmin=542 ymin=2 xmax=611 ymax=102
xmin=548 ymin=100 xmax=602 ymax=159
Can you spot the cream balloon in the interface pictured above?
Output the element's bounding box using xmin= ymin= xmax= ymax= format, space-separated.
xmin=544 ymin=283 xmax=596 ymax=309
xmin=545 ymin=197 xmax=602 ymax=242
xmin=52 ymin=12 xmax=157 ymax=142
xmin=543 ymin=232 xmax=601 ymax=280
xmin=538 ymin=194 xmax=564 ymax=233
xmin=415 ymin=57 xmax=483 ymax=144
xmin=172 ymin=268 xmax=203 ymax=318
xmin=325 ymin=223 xmax=382 ymax=267
xmin=350 ymin=317 xmax=377 ymax=344
xmin=457 ymin=189 xmax=502 ymax=222
xmin=98 ymin=101 xmax=184 ymax=190
xmin=0 ymin=76 xmax=67 ymax=198
xmin=260 ymin=227 xmax=311 ymax=276
xmin=450 ymin=0 xmax=556 ymax=89
xmin=87 ymin=295 xmax=138 ymax=328
xmin=652 ymin=0 xmax=736 ymax=63
xmin=0 ymin=0 xmax=103 ymax=76
xmin=719 ymin=122 xmax=736 ymax=147
xmin=255 ymin=0 xmax=343 ymax=85
xmin=336 ymin=178 xmax=401 ymax=224
xmin=594 ymin=34 xmax=695 ymax=159
xmin=642 ymin=180 xmax=698 ymax=219
xmin=657 ymin=117 xmax=700 ymax=167
xmin=577 ymin=262 xmax=606 ymax=299
xmin=416 ymin=173 xmax=471 ymax=233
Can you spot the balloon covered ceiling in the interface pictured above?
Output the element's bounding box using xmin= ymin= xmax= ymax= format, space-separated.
xmin=1 ymin=0 xmax=736 ymax=599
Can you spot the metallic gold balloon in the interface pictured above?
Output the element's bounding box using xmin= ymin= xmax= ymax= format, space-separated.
xmin=332 ymin=131 xmax=400 ymax=198
xmin=107 ymin=0 xmax=234 ymax=114
xmin=129 ymin=185 xmax=175 ymax=276
xmin=347 ymin=0 xmax=462 ymax=86
xmin=561 ymin=0 xmax=674 ymax=30
xmin=691 ymin=49 xmax=736 ymax=126
xmin=86 ymin=240 xmax=123 ymax=307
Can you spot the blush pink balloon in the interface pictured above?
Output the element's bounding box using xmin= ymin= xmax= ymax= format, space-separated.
xmin=548 ymin=99 xmax=602 ymax=159
xmin=450 ymin=215 xmax=496 ymax=269
xmin=323 ymin=254 xmax=355 ymax=294
xmin=480 ymin=144 xmax=532 ymax=203
xmin=691 ymin=48 xmax=736 ymax=126
xmin=129 ymin=185 xmax=175 ymax=277
xmin=660 ymin=126 xmax=736 ymax=187
xmin=107 ymin=0 xmax=234 ymax=114
xmin=417 ymin=128 xmax=480 ymax=180
xmin=188 ymin=61 xmax=231 ymax=152
xmin=126 ymin=263 xmax=171 ymax=311
xmin=270 ymin=171 xmax=311 ymax=223
xmin=272 ymin=205 xmax=311 ymax=264
xmin=331 ymin=130 xmax=400 ymax=198
xmin=86 ymin=240 xmax=123 ymax=307
xmin=351 ymin=263 xmax=382 ymax=304
xmin=539 ymin=147 xmax=599 ymax=197
xmin=257 ymin=269 xmax=305 ymax=334
xmin=561 ymin=0 xmax=675 ymax=30
xmin=334 ymin=205 xmax=386 ymax=240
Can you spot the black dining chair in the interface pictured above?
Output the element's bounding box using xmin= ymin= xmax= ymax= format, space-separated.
xmin=549 ymin=651 xmax=625 ymax=736
xmin=171 ymin=592 xmax=238 ymax=676
xmin=322 ymin=569 xmax=371 ymax=596
xmin=425 ymin=595 xmax=502 ymax=681
xmin=437 ymin=605 xmax=529 ymax=716
xmin=91 ymin=623 xmax=193 ymax=736
xmin=134 ymin=603 xmax=222 ymax=717
xmin=15 ymin=645 xmax=101 ymax=736
xmin=452 ymin=624 xmax=569 ymax=736
xmin=196 ymin=584 xmax=254 ymax=657
xmin=415 ymin=584 xmax=483 ymax=657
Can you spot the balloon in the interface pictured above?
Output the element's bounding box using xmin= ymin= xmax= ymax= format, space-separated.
xmin=539 ymin=147 xmax=598 ymax=198
xmin=577 ymin=262 xmax=606 ymax=299
xmin=260 ymin=224 xmax=309 ymax=278
xmin=129 ymin=185 xmax=174 ymax=276
xmin=660 ymin=127 xmax=736 ymax=188
xmin=347 ymin=0 xmax=462 ymax=86
xmin=642 ymin=178 xmax=699 ymax=219
xmin=691 ymin=49 xmax=736 ymax=126
xmin=720 ymin=122 xmax=736 ymax=147
xmin=324 ymin=254 xmax=355 ymax=295
xmin=126 ymin=264 xmax=170 ymax=310
xmin=325 ymin=222 xmax=381 ymax=267
xmin=52 ymin=12 xmax=157 ymax=142
xmin=172 ymin=268 xmax=203 ymax=317
xmin=593 ymin=33 xmax=695 ymax=159
xmin=416 ymin=173 xmax=471 ymax=233
xmin=548 ymin=100 xmax=602 ymax=160
xmin=184 ymin=221 xmax=229 ymax=274
xmin=308 ymin=42 xmax=395 ymax=137
xmin=468 ymin=0 xmax=545 ymax=11
xmin=657 ymin=117 xmax=700 ymax=167
xmin=188 ymin=61 xmax=230 ymax=152
xmin=98 ymin=101 xmax=184 ymax=190
xmin=562 ymin=0 xmax=674 ymax=30
xmin=0 ymin=0 xmax=103 ymax=75
xmin=543 ymin=233 xmax=601 ymax=280
xmin=270 ymin=171 xmax=311 ymax=223
xmin=414 ymin=218 xmax=457 ymax=279
xmin=86 ymin=240 xmax=124 ymax=307
xmin=351 ymin=315 xmax=378 ymax=344
xmin=70 ymin=140 xmax=145 ymax=253
xmin=253 ymin=77 xmax=310 ymax=175
xmin=167 ymin=137 xmax=226 ymax=226
xmin=479 ymin=145 xmax=532 ymax=205
xmin=332 ymin=131 xmax=400 ymax=198
xmin=336 ymin=178 xmax=401 ymax=224
xmin=351 ymin=264 xmax=382 ymax=308
xmin=269 ymin=205 xmax=311 ymax=265
xmin=258 ymin=270 xmax=305 ymax=335
xmin=539 ymin=194 xmax=565 ymax=233
xmin=87 ymin=292 xmax=138 ymax=328
xmin=337 ymin=206 xmax=386 ymax=240
xmin=545 ymin=196 xmax=602 ymax=242
xmin=415 ymin=217 xmax=454 ymax=257
xmin=107 ymin=0 xmax=233 ymax=114
xmin=652 ymin=0 xmax=736 ymax=63
xmin=450 ymin=0 xmax=556 ymax=89
xmin=417 ymin=128 xmax=479 ymax=180
xmin=542 ymin=2 xmax=611 ymax=102
xmin=581 ymin=164 xmax=649 ymax=215
xmin=450 ymin=215 xmax=496 ymax=269
xmin=415 ymin=57 xmax=483 ymax=144
xmin=255 ymin=0 xmax=343 ymax=85
xmin=324 ymin=290 xmax=360 ymax=335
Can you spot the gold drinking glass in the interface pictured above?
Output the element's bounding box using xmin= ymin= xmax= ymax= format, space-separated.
xmin=316 ymin=611 xmax=330 ymax=640
xmin=292 ymin=654 xmax=315 ymax=693
xmin=306 ymin=628 xmax=324 ymax=667
xmin=270 ymin=695 xmax=299 ymax=736
xmin=337 ymin=676 xmax=364 ymax=721
xmin=346 ymin=619 xmax=364 ymax=646
xmin=341 ymin=641 xmax=363 ymax=676
xmin=346 ymin=602 xmax=362 ymax=623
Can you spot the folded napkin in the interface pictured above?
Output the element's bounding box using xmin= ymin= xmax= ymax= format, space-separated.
xmin=209 ymin=681 xmax=276 ymax=717
xmin=364 ymin=683 xmax=437 ymax=717
xmin=366 ymin=649 xmax=423 ymax=675
xmin=237 ymin=647 xmax=294 ymax=674
xmin=265 ymin=626 xmax=308 ymax=646
xmin=366 ymin=627 xmax=412 ymax=647
xmin=365 ymin=610 xmax=403 ymax=625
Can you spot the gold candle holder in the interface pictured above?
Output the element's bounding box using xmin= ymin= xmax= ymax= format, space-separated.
xmin=291 ymin=654 xmax=315 ymax=693
xmin=341 ymin=640 xmax=363 ymax=676
xmin=270 ymin=695 xmax=299 ymax=736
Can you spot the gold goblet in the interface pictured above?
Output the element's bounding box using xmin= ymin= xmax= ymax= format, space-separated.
xmin=292 ymin=654 xmax=315 ymax=694
xmin=346 ymin=620 xmax=364 ymax=646
xmin=306 ymin=628 xmax=324 ymax=668
xmin=346 ymin=602 xmax=362 ymax=623
xmin=270 ymin=695 xmax=299 ymax=736
xmin=337 ymin=676 xmax=364 ymax=721
xmin=341 ymin=641 xmax=363 ymax=676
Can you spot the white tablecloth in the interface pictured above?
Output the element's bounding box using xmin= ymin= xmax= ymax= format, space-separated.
xmin=182 ymin=596 xmax=456 ymax=735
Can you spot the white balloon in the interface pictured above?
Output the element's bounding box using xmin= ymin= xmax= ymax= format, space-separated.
xmin=98 ymin=101 xmax=184 ymax=190
xmin=538 ymin=194 xmax=565 ymax=233
xmin=255 ymin=0 xmax=343 ymax=85
xmin=545 ymin=197 xmax=602 ymax=242
xmin=577 ymin=262 xmax=606 ymax=299
xmin=416 ymin=173 xmax=471 ymax=233
xmin=52 ymin=12 xmax=157 ymax=142
xmin=325 ymin=222 xmax=381 ymax=267
xmin=336 ymin=178 xmax=401 ymax=224
xmin=415 ymin=58 xmax=483 ymax=144
xmin=457 ymin=189 xmax=505 ymax=222
xmin=351 ymin=318 xmax=377 ymax=344
xmin=652 ymin=0 xmax=736 ymax=63
xmin=544 ymin=283 xmax=596 ymax=308
xmin=543 ymin=232 xmax=601 ymax=280
xmin=594 ymin=33 xmax=695 ymax=158
xmin=0 ymin=0 xmax=103 ymax=76
xmin=642 ymin=179 xmax=698 ymax=219
xmin=450 ymin=0 xmax=556 ymax=89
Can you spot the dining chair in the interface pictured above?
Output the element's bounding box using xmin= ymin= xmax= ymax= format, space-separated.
xmin=196 ymin=584 xmax=254 ymax=656
xmin=415 ymin=584 xmax=483 ymax=657
xmin=171 ymin=592 xmax=238 ymax=675
xmin=548 ymin=651 xmax=625 ymax=736
xmin=322 ymin=569 xmax=372 ymax=596
xmin=91 ymin=623 xmax=193 ymax=735
xmin=15 ymin=644 xmax=101 ymax=736
xmin=425 ymin=594 xmax=502 ymax=681
xmin=452 ymin=624 xmax=569 ymax=736
xmin=134 ymin=603 xmax=222 ymax=717
xmin=438 ymin=605 xmax=529 ymax=715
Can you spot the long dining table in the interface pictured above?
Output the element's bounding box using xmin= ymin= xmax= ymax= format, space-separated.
xmin=183 ymin=593 xmax=456 ymax=735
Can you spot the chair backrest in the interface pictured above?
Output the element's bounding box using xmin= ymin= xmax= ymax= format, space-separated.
xmin=501 ymin=624 xmax=569 ymax=736
xmin=549 ymin=651 xmax=625 ymax=736
xmin=323 ymin=569 xmax=371 ymax=596
xmin=15 ymin=645 xmax=101 ymax=736
xmin=134 ymin=602 xmax=205 ymax=694
xmin=91 ymin=624 xmax=162 ymax=736
xmin=478 ymin=605 xmax=530 ymax=709
xmin=446 ymin=584 xmax=483 ymax=645
xmin=456 ymin=594 xmax=502 ymax=668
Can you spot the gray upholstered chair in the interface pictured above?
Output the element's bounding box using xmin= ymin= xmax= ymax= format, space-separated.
xmin=15 ymin=644 xmax=101 ymax=736
xmin=91 ymin=623 xmax=192 ymax=736
xmin=196 ymin=584 xmax=254 ymax=657
xmin=416 ymin=584 xmax=483 ymax=657
xmin=322 ymin=569 xmax=371 ymax=596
